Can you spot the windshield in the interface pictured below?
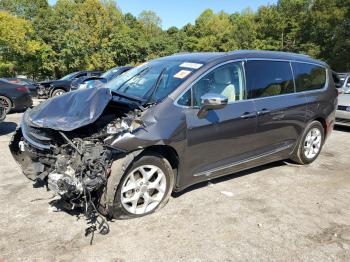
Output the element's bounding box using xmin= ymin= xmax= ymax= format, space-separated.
xmin=101 ymin=67 xmax=121 ymax=81
xmin=60 ymin=72 xmax=78 ymax=80
xmin=105 ymin=60 xmax=203 ymax=102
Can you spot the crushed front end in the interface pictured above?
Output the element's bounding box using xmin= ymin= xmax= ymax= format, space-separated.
xmin=9 ymin=88 xmax=144 ymax=220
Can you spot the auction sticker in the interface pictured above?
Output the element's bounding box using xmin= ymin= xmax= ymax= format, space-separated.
xmin=180 ymin=62 xmax=203 ymax=69
xmin=174 ymin=70 xmax=192 ymax=79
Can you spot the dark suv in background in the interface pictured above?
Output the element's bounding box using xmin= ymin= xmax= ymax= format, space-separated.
xmin=70 ymin=66 xmax=133 ymax=91
xmin=11 ymin=51 xmax=337 ymax=219
xmin=39 ymin=70 xmax=102 ymax=98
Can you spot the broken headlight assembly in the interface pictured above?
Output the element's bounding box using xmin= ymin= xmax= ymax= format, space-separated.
xmin=106 ymin=111 xmax=143 ymax=135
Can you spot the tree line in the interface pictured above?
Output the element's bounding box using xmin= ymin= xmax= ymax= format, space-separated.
xmin=0 ymin=0 xmax=349 ymax=80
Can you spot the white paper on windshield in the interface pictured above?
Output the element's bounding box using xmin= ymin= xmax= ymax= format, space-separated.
xmin=174 ymin=70 xmax=192 ymax=79
xmin=180 ymin=62 xmax=203 ymax=69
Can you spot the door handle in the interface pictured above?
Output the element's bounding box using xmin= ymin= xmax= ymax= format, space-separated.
xmin=240 ymin=112 xmax=257 ymax=119
xmin=257 ymin=108 xmax=271 ymax=116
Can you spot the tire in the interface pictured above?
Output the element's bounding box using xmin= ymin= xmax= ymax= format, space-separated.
xmin=0 ymin=96 xmax=12 ymax=114
xmin=111 ymin=152 xmax=174 ymax=219
xmin=51 ymin=89 xmax=66 ymax=97
xmin=291 ymin=121 xmax=324 ymax=165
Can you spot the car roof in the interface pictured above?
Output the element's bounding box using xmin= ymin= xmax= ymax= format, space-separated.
xmin=157 ymin=52 xmax=226 ymax=64
xmin=157 ymin=50 xmax=328 ymax=67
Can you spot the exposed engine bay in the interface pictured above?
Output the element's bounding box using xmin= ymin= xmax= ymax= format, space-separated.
xmin=9 ymin=88 xmax=147 ymax=236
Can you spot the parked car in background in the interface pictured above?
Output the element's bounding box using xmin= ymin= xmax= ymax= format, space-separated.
xmin=10 ymin=51 xmax=337 ymax=219
xmin=38 ymin=70 xmax=102 ymax=98
xmin=337 ymin=72 xmax=350 ymax=91
xmin=70 ymin=66 xmax=133 ymax=91
xmin=0 ymin=79 xmax=33 ymax=113
xmin=336 ymin=87 xmax=350 ymax=126
xmin=4 ymin=77 xmax=40 ymax=97
xmin=0 ymin=101 xmax=6 ymax=122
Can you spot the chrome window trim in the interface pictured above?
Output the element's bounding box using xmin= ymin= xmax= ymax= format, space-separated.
xmin=173 ymin=58 xmax=329 ymax=108
xmin=289 ymin=61 xmax=297 ymax=93
xmin=174 ymin=59 xmax=245 ymax=108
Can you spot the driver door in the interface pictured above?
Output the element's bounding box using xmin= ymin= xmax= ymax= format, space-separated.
xmin=182 ymin=62 xmax=258 ymax=178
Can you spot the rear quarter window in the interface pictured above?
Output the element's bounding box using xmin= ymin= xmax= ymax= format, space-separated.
xmin=292 ymin=63 xmax=326 ymax=92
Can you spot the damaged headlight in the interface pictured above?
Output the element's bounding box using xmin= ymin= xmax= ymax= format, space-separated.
xmin=106 ymin=115 xmax=143 ymax=135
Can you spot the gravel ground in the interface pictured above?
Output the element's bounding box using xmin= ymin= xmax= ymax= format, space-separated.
xmin=1 ymin=110 xmax=350 ymax=262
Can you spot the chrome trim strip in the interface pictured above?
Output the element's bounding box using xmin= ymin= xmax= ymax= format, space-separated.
xmin=193 ymin=143 xmax=293 ymax=177
xmin=244 ymin=58 xmax=327 ymax=68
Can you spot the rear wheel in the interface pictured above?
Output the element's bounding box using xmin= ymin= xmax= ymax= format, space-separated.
xmin=0 ymin=96 xmax=12 ymax=113
xmin=112 ymin=153 xmax=174 ymax=219
xmin=291 ymin=121 xmax=324 ymax=165
xmin=51 ymin=89 xmax=66 ymax=97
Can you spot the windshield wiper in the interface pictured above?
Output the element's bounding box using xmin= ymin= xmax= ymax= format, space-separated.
xmin=111 ymin=90 xmax=146 ymax=103
xmin=145 ymin=67 xmax=167 ymax=104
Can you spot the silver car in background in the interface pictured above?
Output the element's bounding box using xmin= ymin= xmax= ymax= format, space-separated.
xmin=338 ymin=73 xmax=350 ymax=91
xmin=336 ymin=88 xmax=350 ymax=127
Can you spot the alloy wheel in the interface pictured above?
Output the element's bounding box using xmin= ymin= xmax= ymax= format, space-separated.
xmin=0 ymin=96 xmax=11 ymax=114
xmin=121 ymin=165 xmax=167 ymax=215
xmin=303 ymin=127 xmax=322 ymax=159
xmin=53 ymin=90 xmax=65 ymax=96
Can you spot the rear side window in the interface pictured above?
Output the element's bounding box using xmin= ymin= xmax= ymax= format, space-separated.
xmin=292 ymin=63 xmax=326 ymax=92
xmin=245 ymin=61 xmax=294 ymax=99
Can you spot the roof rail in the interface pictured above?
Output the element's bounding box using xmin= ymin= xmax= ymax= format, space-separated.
xmin=171 ymin=52 xmax=191 ymax=56
xmin=227 ymin=49 xmax=312 ymax=58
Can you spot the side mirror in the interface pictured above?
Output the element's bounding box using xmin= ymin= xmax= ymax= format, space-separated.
xmin=197 ymin=93 xmax=228 ymax=119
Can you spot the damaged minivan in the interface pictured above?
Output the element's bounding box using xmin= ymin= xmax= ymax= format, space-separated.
xmin=10 ymin=51 xmax=337 ymax=219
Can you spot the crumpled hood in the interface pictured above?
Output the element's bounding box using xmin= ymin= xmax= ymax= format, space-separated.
xmin=26 ymin=87 xmax=112 ymax=131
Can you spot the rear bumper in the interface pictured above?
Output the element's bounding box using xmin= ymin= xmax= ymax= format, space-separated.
xmin=12 ymin=93 xmax=33 ymax=110
xmin=29 ymin=87 xmax=38 ymax=97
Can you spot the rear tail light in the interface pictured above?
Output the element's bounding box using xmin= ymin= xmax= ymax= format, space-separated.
xmin=16 ymin=86 xmax=29 ymax=92
xmin=336 ymin=89 xmax=341 ymax=96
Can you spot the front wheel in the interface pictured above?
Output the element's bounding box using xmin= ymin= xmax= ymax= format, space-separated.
xmin=51 ymin=88 xmax=66 ymax=97
xmin=291 ymin=121 xmax=324 ymax=165
xmin=112 ymin=153 xmax=174 ymax=219
xmin=0 ymin=96 xmax=12 ymax=113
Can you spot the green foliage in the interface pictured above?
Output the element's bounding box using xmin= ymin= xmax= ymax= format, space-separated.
xmin=0 ymin=0 xmax=349 ymax=79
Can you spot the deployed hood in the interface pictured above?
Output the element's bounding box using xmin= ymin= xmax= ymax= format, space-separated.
xmin=26 ymin=87 xmax=112 ymax=131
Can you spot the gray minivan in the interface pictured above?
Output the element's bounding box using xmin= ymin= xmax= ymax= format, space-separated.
xmin=10 ymin=50 xmax=337 ymax=219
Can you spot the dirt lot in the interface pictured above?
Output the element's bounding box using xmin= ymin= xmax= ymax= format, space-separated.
xmin=1 ymin=110 xmax=350 ymax=262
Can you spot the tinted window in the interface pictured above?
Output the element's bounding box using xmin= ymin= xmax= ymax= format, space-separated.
xmin=192 ymin=62 xmax=245 ymax=107
xmin=245 ymin=61 xmax=294 ymax=99
xmin=177 ymin=89 xmax=191 ymax=106
xmin=292 ymin=62 xmax=326 ymax=92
